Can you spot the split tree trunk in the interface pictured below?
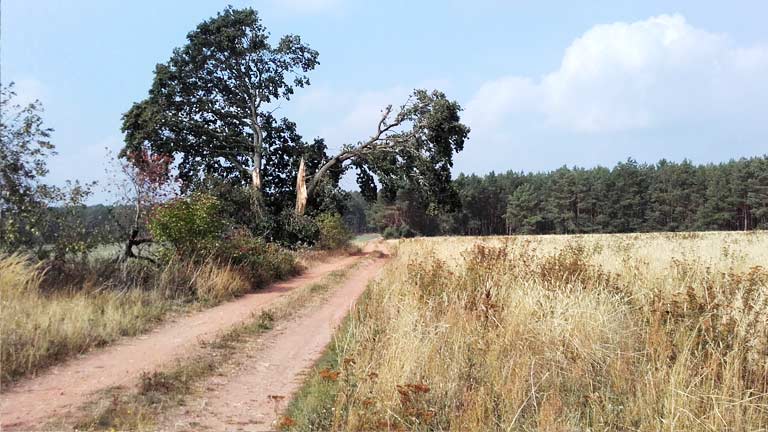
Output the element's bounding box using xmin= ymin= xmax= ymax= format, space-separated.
xmin=295 ymin=157 xmax=308 ymax=216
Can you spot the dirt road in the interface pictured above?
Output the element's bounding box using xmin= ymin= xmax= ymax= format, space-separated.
xmin=0 ymin=251 xmax=370 ymax=431
xmin=159 ymin=253 xmax=387 ymax=431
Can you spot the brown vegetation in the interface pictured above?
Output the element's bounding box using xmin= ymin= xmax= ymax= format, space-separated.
xmin=0 ymin=248 xmax=301 ymax=385
xmin=288 ymin=232 xmax=768 ymax=431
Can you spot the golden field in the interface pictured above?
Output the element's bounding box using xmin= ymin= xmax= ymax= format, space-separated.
xmin=300 ymin=232 xmax=768 ymax=431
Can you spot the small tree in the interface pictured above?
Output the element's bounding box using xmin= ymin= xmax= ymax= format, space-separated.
xmin=316 ymin=213 xmax=351 ymax=250
xmin=106 ymin=145 xmax=175 ymax=261
xmin=1 ymin=84 xmax=101 ymax=257
xmin=149 ymin=193 xmax=225 ymax=256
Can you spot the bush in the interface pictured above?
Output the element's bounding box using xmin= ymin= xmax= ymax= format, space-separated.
xmin=216 ymin=228 xmax=301 ymax=286
xmin=383 ymin=224 xmax=418 ymax=239
xmin=382 ymin=226 xmax=399 ymax=239
xmin=149 ymin=193 xmax=225 ymax=256
xmin=266 ymin=210 xmax=320 ymax=247
xmin=316 ymin=213 xmax=352 ymax=250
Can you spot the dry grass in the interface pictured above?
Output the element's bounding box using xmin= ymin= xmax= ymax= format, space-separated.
xmin=0 ymin=251 xmax=296 ymax=384
xmin=294 ymin=231 xmax=768 ymax=431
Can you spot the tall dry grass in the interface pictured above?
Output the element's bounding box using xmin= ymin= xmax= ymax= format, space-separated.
xmin=0 ymin=251 xmax=290 ymax=384
xmin=305 ymin=232 xmax=768 ymax=431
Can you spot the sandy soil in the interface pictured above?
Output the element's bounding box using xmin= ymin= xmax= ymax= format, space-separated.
xmin=159 ymin=252 xmax=388 ymax=431
xmin=0 ymin=253 xmax=364 ymax=431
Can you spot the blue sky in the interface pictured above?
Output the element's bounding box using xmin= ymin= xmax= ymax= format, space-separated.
xmin=3 ymin=0 xmax=768 ymax=203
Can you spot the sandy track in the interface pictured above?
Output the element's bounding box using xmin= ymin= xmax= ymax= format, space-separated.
xmin=160 ymin=253 xmax=388 ymax=431
xmin=0 ymin=253 xmax=362 ymax=431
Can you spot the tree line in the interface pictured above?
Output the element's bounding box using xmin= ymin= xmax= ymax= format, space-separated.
xmin=351 ymin=156 xmax=768 ymax=236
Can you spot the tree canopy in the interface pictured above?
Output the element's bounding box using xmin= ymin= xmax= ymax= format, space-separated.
xmin=303 ymin=89 xmax=470 ymax=213
xmin=121 ymin=7 xmax=319 ymax=194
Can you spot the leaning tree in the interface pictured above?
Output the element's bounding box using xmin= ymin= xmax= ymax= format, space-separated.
xmin=121 ymin=7 xmax=318 ymax=211
xmin=297 ymin=89 xmax=470 ymax=215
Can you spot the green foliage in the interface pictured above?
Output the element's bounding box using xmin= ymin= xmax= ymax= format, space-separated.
xmin=382 ymin=224 xmax=417 ymax=239
xmin=506 ymin=183 xmax=543 ymax=234
xmin=121 ymin=6 xmax=319 ymax=189
xmin=316 ymin=213 xmax=351 ymax=250
xmin=332 ymin=89 xmax=469 ymax=215
xmin=1 ymin=84 xmax=103 ymax=257
xmin=260 ymin=210 xmax=320 ymax=247
xmin=215 ymin=228 xmax=300 ymax=286
xmin=149 ymin=193 xmax=225 ymax=255
xmin=379 ymin=156 xmax=768 ymax=236
xmin=341 ymin=192 xmax=371 ymax=233
xmin=1 ymin=83 xmax=56 ymax=251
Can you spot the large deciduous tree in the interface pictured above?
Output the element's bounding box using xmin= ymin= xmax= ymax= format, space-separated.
xmin=299 ymin=89 xmax=470 ymax=214
xmin=121 ymin=7 xmax=318 ymax=208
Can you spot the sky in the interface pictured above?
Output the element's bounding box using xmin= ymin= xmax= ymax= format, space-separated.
xmin=3 ymin=0 xmax=768 ymax=203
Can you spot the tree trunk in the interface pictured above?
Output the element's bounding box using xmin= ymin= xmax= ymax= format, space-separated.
xmin=252 ymin=124 xmax=263 ymax=192
xmin=250 ymin=121 xmax=265 ymax=217
xmin=744 ymin=205 xmax=749 ymax=231
xmin=122 ymin=198 xmax=155 ymax=263
xmin=295 ymin=157 xmax=308 ymax=215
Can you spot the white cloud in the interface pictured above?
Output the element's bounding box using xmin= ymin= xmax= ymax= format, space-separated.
xmin=466 ymin=14 xmax=768 ymax=133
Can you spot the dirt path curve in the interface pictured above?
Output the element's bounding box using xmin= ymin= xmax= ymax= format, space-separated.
xmin=159 ymin=250 xmax=388 ymax=432
xmin=0 ymin=253 xmax=365 ymax=431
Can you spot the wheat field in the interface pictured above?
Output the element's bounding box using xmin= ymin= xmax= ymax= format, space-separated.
xmin=315 ymin=232 xmax=768 ymax=431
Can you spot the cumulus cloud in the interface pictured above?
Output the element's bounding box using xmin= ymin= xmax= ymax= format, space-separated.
xmin=466 ymin=14 xmax=768 ymax=133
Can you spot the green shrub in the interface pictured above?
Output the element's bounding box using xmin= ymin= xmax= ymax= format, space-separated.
xmin=316 ymin=213 xmax=352 ymax=250
xmin=216 ymin=228 xmax=301 ymax=286
xmin=383 ymin=224 xmax=418 ymax=239
xmin=149 ymin=193 xmax=225 ymax=256
xmin=382 ymin=226 xmax=399 ymax=239
xmin=268 ymin=210 xmax=320 ymax=247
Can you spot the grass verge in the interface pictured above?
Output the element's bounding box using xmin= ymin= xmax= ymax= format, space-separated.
xmin=280 ymin=314 xmax=355 ymax=431
xmin=0 ymin=246 xmax=301 ymax=385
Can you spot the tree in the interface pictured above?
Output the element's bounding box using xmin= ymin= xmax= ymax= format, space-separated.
xmin=301 ymin=90 xmax=470 ymax=215
xmin=608 ymin=158 xmax=651 ymax=232
xmin=0 ymin=83 xmax=57 ymax=251
xmin=546 ymin=166 xmax=580 ymax=233
xmin=746 ymin=157 xmax=768 ymax=229
xmin=121 ymin=7 xmax=319 ymax=209
xmin=106 ymin=145 xmax=175 ymax=261
xmin=341 ymin=192 xmax=371 ymax=233
xmin=505 ymin=183 xmax=542 ymax=234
